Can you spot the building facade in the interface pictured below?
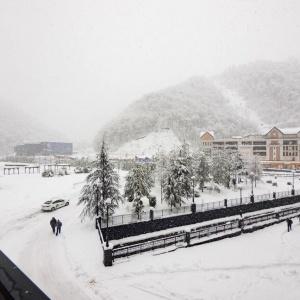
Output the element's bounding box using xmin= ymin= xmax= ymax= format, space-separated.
xmin=200 ymin=127 xmax=300 ymax=169
xmin=15 ymin=142 xmax=73 ymax=156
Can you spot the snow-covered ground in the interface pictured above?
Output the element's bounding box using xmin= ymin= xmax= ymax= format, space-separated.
xmin=1 ymin=169 xmax=300 ymax=299
xmin=112 ymin=128 xmax=182 ymax=159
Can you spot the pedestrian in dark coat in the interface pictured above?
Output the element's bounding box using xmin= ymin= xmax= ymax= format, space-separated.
xmin=289 ymin=218 xmax=293 ymax=231
xmin=56 ymin=219 xmax=62 ymax=236
xmin=287 ymin=218 xmax=293 ymax=232
xmin=50 ymin=217 xmax=57 ymax=234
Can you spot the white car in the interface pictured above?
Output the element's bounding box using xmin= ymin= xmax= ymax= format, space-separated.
xmin=41 ymin=199 xmax=69 ymax=211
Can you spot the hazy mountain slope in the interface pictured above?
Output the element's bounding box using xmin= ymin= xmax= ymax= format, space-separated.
xmin=112 ymin=128 xmax=182 ymax=158
xmin=95 ymin=77 xmax=258 ymax=151
xmin=218 ymin=59 xmax=300 ymax=128
xmin=0 ymin=100 xmax=64 ymax=156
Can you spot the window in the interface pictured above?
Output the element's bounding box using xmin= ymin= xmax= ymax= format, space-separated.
xmin=225 ymin=141 xmax=238 ymax=145
xmin=253 ymin=146 xmax=266 ymax=151
xmin=253 ymin=141 xmax=266 ymax=145
xmin=283 ymin=140 xmax=297 ymax=145
xmin=242 ymin=141 xmax=252 ymax=145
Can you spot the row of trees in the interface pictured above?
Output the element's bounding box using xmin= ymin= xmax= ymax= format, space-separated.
xmin=78 ymin=141 xmax=261 ymax=219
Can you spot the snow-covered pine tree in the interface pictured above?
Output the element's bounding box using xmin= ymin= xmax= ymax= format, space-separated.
xmin=229 ymin=151 xmax=244 ymax=186
xmin=124 ymin=163 xmax=154 ymax=218
xmin=154 ymin=151 xmax=169 ymax=203
xmin=245 ymin=154 xmax=262 ymax=186
xmin=194 ymin=152 xmax=210 ymax=192
xmin=211 ymin=150 xmax=231 ymax=188
xmin=163 ymin=175 xmax=180 ymax=209
xmin=162 ymin=145 xmax=193 ymax=207
xmin=78 ymin=140 xmax=121 ymax=219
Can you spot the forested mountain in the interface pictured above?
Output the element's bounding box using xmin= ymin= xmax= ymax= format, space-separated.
xmin=95 ymin=77 xmax=258 ymax=151
xmin=96 ymin=59 xmax=300 ymax=154
xmin=0 ymin=100 xmax=63 ymax=156
xmin=218 ymin=59 xmax=300 ymax=128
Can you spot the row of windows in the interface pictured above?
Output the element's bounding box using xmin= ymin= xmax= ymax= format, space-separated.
xmin=253 ymin=141 xmax=267 ymax=145
xmin=283 ymin=145 xmax=298 ymax=151
xmin=283 ymin=140 xmax=298 ymax=145
xmin=253 ymin=152 xmax=266 ymax=156
xmin=253 ymin=146 xmax=267 ymax=151
xmin=283 ymin=152 xmax=298 ymax=157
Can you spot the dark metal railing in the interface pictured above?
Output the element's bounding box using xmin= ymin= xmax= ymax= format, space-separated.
xmin=101 ymin=189 xmax=300 ymax=227
xmin=111 ymin=205 xmax=300 ymax=261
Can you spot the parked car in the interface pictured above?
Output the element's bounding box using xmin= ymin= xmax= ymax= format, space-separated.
xmin=194 ymin=191 xmax=200 ymax=198
xmin=272 ymin=182 xmax=278 ymax=186
xmin=287 ymin=182 xmax=292 ymax=185
xmin=41 ymin=199 xmax=69 ymax=211
xmin=42 ymin=170 xmax=54 ymax=177
xmin=74 ymin=167 xmax=91 ymax=174
xmin=266 ymin=180 xmax=272 ymax=184
xmin=74 ymin=167 xmax=82 ymax=174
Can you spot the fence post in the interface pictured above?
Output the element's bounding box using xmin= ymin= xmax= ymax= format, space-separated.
xmin=191 ymin=203 xmax=196 ymax=214
xmin=224 ymin=199 xmax=228 ymax=208
xmin=103 ymin=244 xmax=113 ymax=267
xmin=149 ymin=208 xmax=154 ymax=221
xmin=185 ymin=228 xmax=191 ymax=247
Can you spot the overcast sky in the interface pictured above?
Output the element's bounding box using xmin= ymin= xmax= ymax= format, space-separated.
xmin=1 ymin=0 xmax=300 ymax=143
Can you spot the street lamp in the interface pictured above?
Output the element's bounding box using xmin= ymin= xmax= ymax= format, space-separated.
xmin=291 ymin=170 xmax=295 ymax=196
xmin=237 ymin=184 xmax=243 ymax=205
xmin=191 ymin=176 xmax=196 ymax=203
xmin=95 ymin=185 xmax=100 ymax=217
xmin=105 ymin=198 xmax=112 ymax=247
xmin=191 ymin=176 xmax=196 ymax=214
xmin=250 ymin=172 xmax=254 ymax=203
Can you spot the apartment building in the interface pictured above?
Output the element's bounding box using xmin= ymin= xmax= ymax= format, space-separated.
xmin=200 ymin=127 xmax=300 ymax=169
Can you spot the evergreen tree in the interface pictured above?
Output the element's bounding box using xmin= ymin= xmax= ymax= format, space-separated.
xmin=78 ymin=140 xmax=121 ymax=219
xmin=163 ymin=145 xmax=193 ymax=207
xmin=211 ymin=150 xmax=231 ymax=188
xmin=124 ymin=164 xmax=154 ymax=217
xmin=194 ymin=152 xmax=210 ymax=192
xmin=154 ymin=151 xmax=169 ymax=203
xmin=163 ymin=175 xmax=180 ymax=209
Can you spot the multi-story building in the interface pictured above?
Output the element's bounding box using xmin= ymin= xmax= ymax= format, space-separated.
xmin=14 ymin=142 xmax=73 ymax=156
xmin=200 ymin=127 xmax=300 ymax=169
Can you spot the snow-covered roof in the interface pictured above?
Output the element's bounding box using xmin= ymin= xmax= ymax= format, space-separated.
xmin=280 ymin=127 xmax=300 ymax=134
xmin=200 ymin=131 xmax=215 ymax=138
xmin=260 ymin=126 xmax=300 ymax=135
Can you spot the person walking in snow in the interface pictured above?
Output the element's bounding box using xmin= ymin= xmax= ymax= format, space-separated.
xmin=50 ymin=217 xmax=57 ymax=234
xmin=56 ymin=219 xmax=62 ymax=236
xmin=287 ymin=218 xmax=293 ymax=232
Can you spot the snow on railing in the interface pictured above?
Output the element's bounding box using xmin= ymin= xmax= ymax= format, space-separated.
xmin=111 ymin=205 xmax=300 ymax=262
xmin=101 ymin=189 xmax=300 ymax=228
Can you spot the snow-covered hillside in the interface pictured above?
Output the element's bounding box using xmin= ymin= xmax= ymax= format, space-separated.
xmin=95 ymin=77 xmax=258 ymax=152
xmin=112 ymin=128 xmax=181 ymax=159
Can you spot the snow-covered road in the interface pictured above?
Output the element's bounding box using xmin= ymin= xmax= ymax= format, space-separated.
xmin=1 ymin=171 xmax=300 ymax=299
xmin=0 ymin=172 xmax=100 ymax=299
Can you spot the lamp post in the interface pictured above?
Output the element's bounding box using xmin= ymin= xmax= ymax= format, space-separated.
xmin=250 ymin=172 xmax=254 ymax=203
xmin=191 ymin=176 xmax=196 ymax=213
xmin=96 ymin=185 xmax=100 ymax=217
xmin=238 ymin=184 xmax=243 ymax=205
xmin=291 ymin=170 xmax=295 ymax=196
xmin=191 ymin=176 xmax=195 ymax=203
xmin=105 ymin=198 xmax=112 ymax=248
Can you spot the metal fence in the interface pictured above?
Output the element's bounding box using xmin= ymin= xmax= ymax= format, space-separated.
xmin=111 ymin=205 xmax=300 ymax=261
xmin=101 ymin=189 xmax=300 ymax=228
xmin=113 ymin=233 xmax=186 ymax=259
